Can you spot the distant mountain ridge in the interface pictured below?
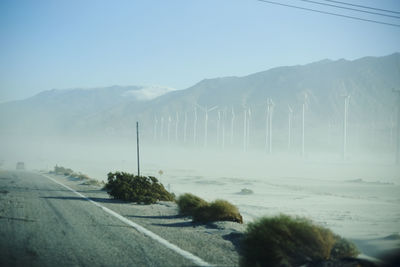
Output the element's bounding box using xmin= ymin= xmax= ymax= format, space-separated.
xmin=1 ymin=53 xmax=399 ymax=151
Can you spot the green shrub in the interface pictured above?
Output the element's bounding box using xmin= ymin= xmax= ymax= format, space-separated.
xmin=176 ymin=193 xmax=208 ymax=216
xmin=330 ymin=236 xmax=359 ymax=259
xmin=193 ymin=199 xmax=243 ymax=224
xmin=105 ymin=172 xmax=175 ymax=204
xmin=240 ymin=214 xmax=358 ymax=267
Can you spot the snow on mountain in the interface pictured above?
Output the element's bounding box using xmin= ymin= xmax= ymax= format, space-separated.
xmin=122 ymin=85 xmax=176 ymax=101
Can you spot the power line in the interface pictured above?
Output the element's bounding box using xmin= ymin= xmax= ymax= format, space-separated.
xmin=297 ymin=0 xmax=400 ymax=19
xmin=323 ymin=0 xmax=400 ymax=15
xmin=257 ymin=0 xmax=400 ymax=28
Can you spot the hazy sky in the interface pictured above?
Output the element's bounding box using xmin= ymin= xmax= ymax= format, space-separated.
xmin=1 ymin=0 xmax=399 ymax=102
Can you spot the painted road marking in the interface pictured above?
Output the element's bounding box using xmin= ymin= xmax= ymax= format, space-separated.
xmin=41 ymin=174 xmax=212 ymax=267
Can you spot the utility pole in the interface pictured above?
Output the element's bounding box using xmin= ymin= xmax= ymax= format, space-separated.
xmin=394 ymin=89 xmax=400 ymax=164
xmin=342 ymin=95 xmax=351 ymax=160
xmin=136 ymin=121 xmax=140 ymax=176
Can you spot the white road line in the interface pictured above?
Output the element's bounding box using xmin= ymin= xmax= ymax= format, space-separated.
xmin=41 ymin=174 xmax=212 ymax=267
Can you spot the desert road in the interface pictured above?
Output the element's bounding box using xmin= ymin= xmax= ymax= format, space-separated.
xmin=0 ymin=170 xmax=210 ymax=267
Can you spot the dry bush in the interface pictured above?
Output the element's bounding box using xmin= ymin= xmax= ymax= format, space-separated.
xmin=176 ymin=193 xmax=208 ymax=216
xmin=193 ymin=199 xmax=243 ymax=224
xmin=240 ymin=214 xmax=358 ymax=267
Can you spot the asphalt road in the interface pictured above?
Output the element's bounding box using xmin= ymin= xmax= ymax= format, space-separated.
xmin=0 ymin=170 xmax=203 ymax=267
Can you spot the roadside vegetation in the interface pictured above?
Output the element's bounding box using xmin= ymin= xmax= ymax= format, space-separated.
xmin=50 ymin=165 xmax=104 ymax=186
xmin=104 ymin=172 xmax=175 ymax=204
xmin=239 ymin=214 xmax=359 ymax=267
xmin=177 ymin=193 xmax=243 ymax=224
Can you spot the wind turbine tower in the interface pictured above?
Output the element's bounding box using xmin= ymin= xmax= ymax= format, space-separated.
xmin=217 ymin=110 xmax=221 ymax=146
xmin=167 ymin=116 xmax=172 ymax=144
xmin=222 ymin=108 xmax=226 ymax=149
xmin=183 ymin=112 xmax=188 ymax=144
xmin=393 ymin=89 xmax=400 ymax=164
xmin=193 ymin=107 xmax=197 ymax=145
xmin=288 ymin=105 xmax=293 ymax=150
xmin=243 ymin=107 xmax=247 ymax=152
xmin=154 ymin=116 xmax=158 ymax=142
xmin=266 ymin=99 xmax=275 ymax=154
xmin=247 ymin=108 xmax=252 ymax=149
xmin=160 ymin=117 xmax=164 ymax=139
xmin=231 ymin=107 xmax=235 ymax=146
xmin=197 ymin=104 xmax=218 ymax=148
xmin=302 ymin=92 xmax=308 ymax=158
xmin=342 ymin=94 xmax=351 ymax=160
xmin=175 ymin=112 xmax=179 ymax=143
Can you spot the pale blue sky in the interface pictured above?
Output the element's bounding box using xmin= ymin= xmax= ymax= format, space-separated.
xmin=1 ymin=0 xmax=399 ymax=102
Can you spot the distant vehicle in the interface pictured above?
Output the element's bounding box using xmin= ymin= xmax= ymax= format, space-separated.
xmin=16 ymin=162 xmax=25 ymax=170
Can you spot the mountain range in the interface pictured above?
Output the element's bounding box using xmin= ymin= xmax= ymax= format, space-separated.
xmin=1 ymin=53 xmax=399 ymax=151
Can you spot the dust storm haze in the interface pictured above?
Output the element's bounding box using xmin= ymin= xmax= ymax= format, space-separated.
xmin=1 ymin=54 xmax=400 ymax=240
xmin=1 ymin=2 xmax=400 ymax=259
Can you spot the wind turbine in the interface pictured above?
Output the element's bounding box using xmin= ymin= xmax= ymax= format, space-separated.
xmin=341 ymin=94 xmax=351 ymax=160
xmin=247 ymin=107 xmax=252 ymax=149
xmin=196 ymin=104 xmax=218 ymax=148
xmin=154 ymin=116 xmax=158 ymax=142
xmin=160 ymin=116 xmax=164 ymax=139
xmin=301 ymin=92 xmax=309 ymax=158
xmin=222 ymin=108 xmax=227 ymax=149
xmin=193 ymin=106 xmax=197 ymax=145
xmin=217 ymin=110 xmax=221 ymax=146
xmin=243 ymin=107 xmax=247 ymax=152
xmin=393 ymin=88 xmax=400 ymax=164
xmin=175 ymin=112 xmax=179 ymax=143
xmin=230 ymin=107 xmax=235 ymax=146
xmin=167 ymin=115 xmax=172 ymax=144
xmin=183 ymin=112 xmax=188 ymax=144
xmin=266 ymin=98 xmax=275 ymax=154
xmin=288 ymin=105 xmax=293 ymax=150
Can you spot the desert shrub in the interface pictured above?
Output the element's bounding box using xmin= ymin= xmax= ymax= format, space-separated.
xmin=53 ymin=165 xmax=74 ymax=176
xmin=330 ymin=236 xmax=359 ymax=259
xmin=105 ymin=172 xmax=175 ymax=204
xmin=238 ymin=188 xmax=254 ymax=195
xmin=240 ymin=214 xmax=358 ymax=267
xmin=193 ymin=199 xmax=243 ymax=224
xmin=81 ymin=179 xmax=103 ymax=186
xmin=177 ymin=194 xmax=243 ymax=224
xmin=176 ymin=193 xmax=208 ymax=216
xmin=76 ymin=173 xmax=90 ymax=180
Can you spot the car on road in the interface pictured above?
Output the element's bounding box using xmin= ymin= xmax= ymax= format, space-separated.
xmin=16 ymin=162 xmax=25 ymax=170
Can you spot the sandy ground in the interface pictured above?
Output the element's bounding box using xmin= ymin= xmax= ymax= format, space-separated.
xmin=43 ymin=171 xmax=400 ymax=262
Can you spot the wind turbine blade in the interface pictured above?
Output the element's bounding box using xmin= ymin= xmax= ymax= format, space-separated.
xmin=195 ymin=103 xmax=205 ymax=111
xmin=208 ymin=106 xmax=218 ymax=112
